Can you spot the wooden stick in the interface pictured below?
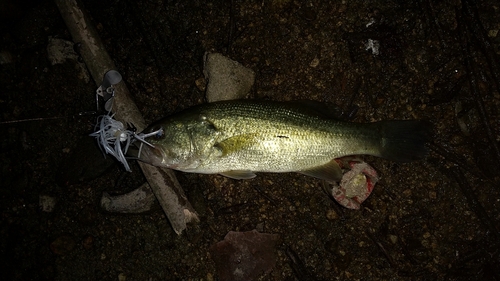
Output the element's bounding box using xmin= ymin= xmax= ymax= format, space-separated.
xmin=54 ymin=0 xmax=198 ymax=234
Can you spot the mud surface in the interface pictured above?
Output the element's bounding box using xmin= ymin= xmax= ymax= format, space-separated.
xmin=1 ymin=0 xmax=500 ymax=280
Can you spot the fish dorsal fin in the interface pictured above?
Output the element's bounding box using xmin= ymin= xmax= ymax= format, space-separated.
xmin=287 ymin=100 xmax=343 ymax=120
xmin=298 ymin=159 xmax=343 ymax=182
xmin=220 ymin=170 xmax=257 ymax=180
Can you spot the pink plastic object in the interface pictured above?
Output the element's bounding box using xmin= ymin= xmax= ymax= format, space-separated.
xmin=331 ymin=158 xmax=379 ymax=209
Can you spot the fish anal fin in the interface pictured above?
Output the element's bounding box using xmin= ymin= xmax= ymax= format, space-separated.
xmin=220 ymin=170 xmax=257 ymax=180
xmin=298 ymin=159 xmax=343 ymax=182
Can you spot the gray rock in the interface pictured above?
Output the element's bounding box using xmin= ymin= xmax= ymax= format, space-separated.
xmin=204 ymin=52 xmax=255 ymax=102
xmin=47 ymin=37 xmax=78 ymax=65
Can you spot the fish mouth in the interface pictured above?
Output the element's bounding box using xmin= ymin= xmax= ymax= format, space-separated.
xmin=135 ymin=144 xmax=166 ymax=167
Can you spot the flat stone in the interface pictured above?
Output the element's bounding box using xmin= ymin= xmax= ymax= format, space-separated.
xmin=204 ymin=53 xmax=255 ymax=102
xmin=210 ymin=230 xmax=279 ymax=281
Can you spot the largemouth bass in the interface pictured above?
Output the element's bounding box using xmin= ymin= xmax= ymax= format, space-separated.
xmin=137 ymin=100 xmax=430 ymax=180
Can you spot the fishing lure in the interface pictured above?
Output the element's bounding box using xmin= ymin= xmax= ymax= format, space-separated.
xmin=90 ymin=70 xmax=163 ymax=171
xmin=89 ymin=114 xmax=163 ymax=171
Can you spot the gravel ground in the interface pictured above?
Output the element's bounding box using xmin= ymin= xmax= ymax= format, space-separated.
xmin=1 ymin=0 xmax=500 ymax=280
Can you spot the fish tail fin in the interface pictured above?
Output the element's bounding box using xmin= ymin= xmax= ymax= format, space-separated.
xmin=377 ymin=120 xmax=432 ymax=162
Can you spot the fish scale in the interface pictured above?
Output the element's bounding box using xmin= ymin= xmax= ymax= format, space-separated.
xmin=137 ymin=100 xmax=430 ymax=180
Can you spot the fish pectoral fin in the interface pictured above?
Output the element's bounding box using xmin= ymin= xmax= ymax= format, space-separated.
xmin=298 ymin=159 xmax=343 ymax=182
xmin=215 ymin=134 xmax=260 ymax=156
xmin=219 ymin=170 xmax=257 ymax=180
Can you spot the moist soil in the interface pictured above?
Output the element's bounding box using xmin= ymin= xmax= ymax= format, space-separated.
xmin=1 ymin=0 xmax=500 ymax=280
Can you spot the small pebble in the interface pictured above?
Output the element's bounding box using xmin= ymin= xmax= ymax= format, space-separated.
xmin=39 ymin=195 xmax=56 ymax=213
xmin=326 ymin=209 xmax=339 ymax=220
xmin=309 ymin=57 xmax=320 ymax=68
xmin=429 ymin=191 xmax=437 ymax=199
xmin=195 ymin=77 xmax=207 ymax=92
xmin=82 ymin=235 xmax=94 ymax=249
xmin=389 ymin=234 xmax=398 ymax=244
xmin=50 ymin=235 xmax=76 ymax=255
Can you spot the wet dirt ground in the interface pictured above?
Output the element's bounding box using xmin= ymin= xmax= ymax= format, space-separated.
xmin=1 ymin=0 xmax=500 ymax=280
